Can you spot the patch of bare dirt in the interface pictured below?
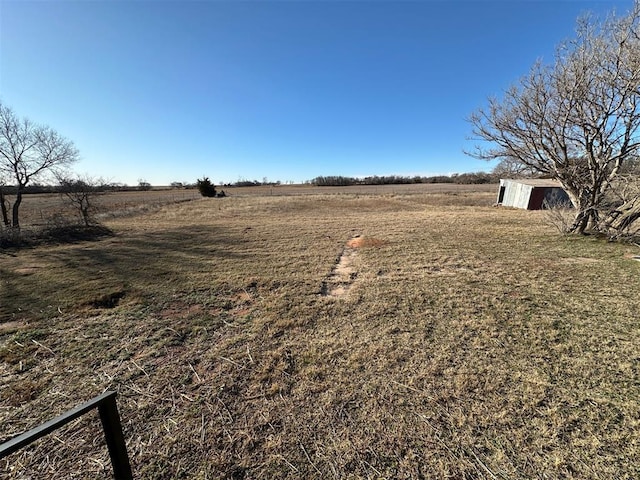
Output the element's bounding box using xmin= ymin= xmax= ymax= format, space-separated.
xmin=345 ymin=237 xmax=389 ymax=248
xmin=559 ymin=257 xmax=600 ymax=264
xmin=322 ymin=236 xmax=388 ymax=298
xmin=321 ymin=248 xmax=357 ymax=298
xmin=0 ymin=320 xmax=28 ymax=333
xmin=13 ymin=265 xmax=41 ymax=275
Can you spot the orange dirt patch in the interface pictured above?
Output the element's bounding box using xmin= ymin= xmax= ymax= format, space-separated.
xmin=345 ymin=237 xmax=389 ymax=248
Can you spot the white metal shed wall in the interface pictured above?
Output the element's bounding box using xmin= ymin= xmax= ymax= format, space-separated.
xmin=500 ymin=179 xmax=533 ymax=209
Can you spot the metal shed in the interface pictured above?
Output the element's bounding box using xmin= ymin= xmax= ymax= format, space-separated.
xmin=497 ymin=179 xmax=571 ymax=210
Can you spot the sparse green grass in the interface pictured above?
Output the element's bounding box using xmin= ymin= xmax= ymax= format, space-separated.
xmin=1 ymin=190 xmax=639 ymax=479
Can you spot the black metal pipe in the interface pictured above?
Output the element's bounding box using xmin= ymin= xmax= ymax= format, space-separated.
xmin=0 ymin=391 xmax=132 ymax=479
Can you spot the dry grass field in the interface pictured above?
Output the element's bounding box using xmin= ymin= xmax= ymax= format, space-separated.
xmin=1 ymin=185 xmax=639 ymax=479
xmin=7 ymin=189 xmax=202 ymax=228
xmin=10 ymin=183 xmax=496 ymax=227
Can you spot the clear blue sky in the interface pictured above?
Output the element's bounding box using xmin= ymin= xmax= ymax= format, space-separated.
xmin=0 ymin=0 xmax=633 ymax=186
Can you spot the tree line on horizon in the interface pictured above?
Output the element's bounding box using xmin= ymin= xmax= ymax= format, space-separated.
xmin=307 ymin=172 xmax=498 ymax=187
xmin=0 ymin=170 xmax=505 ymax=196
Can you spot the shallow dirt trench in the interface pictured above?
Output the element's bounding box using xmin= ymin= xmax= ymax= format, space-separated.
xmin=321 ymin=238 xmax=360 ymax=298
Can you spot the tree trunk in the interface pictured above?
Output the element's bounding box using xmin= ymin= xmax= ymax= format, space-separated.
xmin=0 ymin=188 xmax=9 ymax=227
xmin=603 ymin=196 xmax=640 ymax=238
xmin=570 ymin=210 xmax=590 ymax=234
xmin=12 ymin=189 xmax=22 ymax=228
xmin=81 ymin=205 xmax=90 ymax=226
xmin=564 ymin=187 xmax=592 ymax=234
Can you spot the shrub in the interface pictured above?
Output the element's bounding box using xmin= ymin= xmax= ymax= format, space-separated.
xmin=197 ymin=177 xmax=217 ymax=197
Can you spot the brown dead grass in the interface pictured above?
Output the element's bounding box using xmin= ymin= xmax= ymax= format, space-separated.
xmin=1 ymin=188 xmax=640 ymax=479
xmin=8 ymin=183 xmax=496 ymax=228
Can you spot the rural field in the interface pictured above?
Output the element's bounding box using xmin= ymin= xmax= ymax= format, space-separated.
xmin=1 ymin=184 xmax=639 ymax=479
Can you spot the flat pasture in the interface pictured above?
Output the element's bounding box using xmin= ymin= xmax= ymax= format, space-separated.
xmin=1 ymin=186 xmax=639 ymax=479
xmin=11 ymin=183 xmax=497 ymax=227
xmin=222 ymin=182 xmax=498 ymax=197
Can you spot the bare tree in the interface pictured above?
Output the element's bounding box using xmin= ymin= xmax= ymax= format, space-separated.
xmin=469 ymin=2 xmax=640 ymax=234
xmin=58 ymin=175 xmax=104 ymax=226
xmin=0 ymin=102 xmax=79 ymax=228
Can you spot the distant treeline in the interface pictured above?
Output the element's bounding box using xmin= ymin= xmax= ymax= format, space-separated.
xmin=308 ymin=172 xmax=495 ymax=186
xmin=223 ymin=180 xmax=283 ymax=187
xmin=2 ymin=172 xmax=497 ymax=194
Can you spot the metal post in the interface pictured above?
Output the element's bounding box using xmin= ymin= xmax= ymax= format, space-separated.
xmin=0 ymin=390 xmax=133 ymax=480
xmin=98 ymin=392 xmax=133 ymax=480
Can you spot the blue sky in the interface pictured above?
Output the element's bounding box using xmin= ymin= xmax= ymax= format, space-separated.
xmin=0 ymin=0 xmax=633 ymax=186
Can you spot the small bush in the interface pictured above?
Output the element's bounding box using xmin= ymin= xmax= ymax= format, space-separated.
xmin=542 ymin=200 xmax=577 ymax=234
